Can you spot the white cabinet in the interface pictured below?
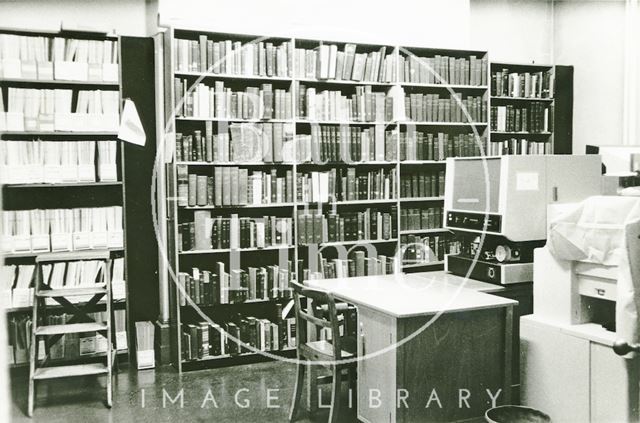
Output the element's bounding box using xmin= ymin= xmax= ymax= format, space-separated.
xmin=522 ymin=316 xmax=640 ymax=423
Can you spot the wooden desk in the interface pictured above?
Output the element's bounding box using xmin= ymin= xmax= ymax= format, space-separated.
xmin=307 ymin=274 xmax=517 ymax=423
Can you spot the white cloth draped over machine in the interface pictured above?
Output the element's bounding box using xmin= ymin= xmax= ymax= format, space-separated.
xmin=542 ymin=196 xmax=640 ymax=351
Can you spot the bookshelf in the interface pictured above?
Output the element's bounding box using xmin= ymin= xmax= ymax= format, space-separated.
xmin=489 ymin=62 xmax=556 ymax=156
xmin=0 ymin=28 xmax=130 ymax=368
xmin=159 ymin=27 xmax=491 ymax=371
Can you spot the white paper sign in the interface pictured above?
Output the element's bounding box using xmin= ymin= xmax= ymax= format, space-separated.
xmin=118 ymin=99 xmax=146 ymax=146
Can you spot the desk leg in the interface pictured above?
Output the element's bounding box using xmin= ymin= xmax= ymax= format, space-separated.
xmin=504 ymin=305 xmax=514 ymax=405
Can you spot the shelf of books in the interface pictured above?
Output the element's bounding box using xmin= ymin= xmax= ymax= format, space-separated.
xmin=0 ymin=28 xmax=130 ymax=367
xmin=489 ymin=62 xmax=555 ymax=156
xmin=160 ymin=27 xmax=489 ymax=370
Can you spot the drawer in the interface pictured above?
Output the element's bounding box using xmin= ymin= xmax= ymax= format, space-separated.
xmin=577 ymin=275 xmax=616 ymax=301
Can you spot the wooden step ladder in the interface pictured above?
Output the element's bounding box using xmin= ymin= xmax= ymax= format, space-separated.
xmin=27 ymin=250 xmax=114 ymax=417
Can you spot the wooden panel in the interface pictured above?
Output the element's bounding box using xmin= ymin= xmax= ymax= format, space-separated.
xmin=358 ymin=306 xmax=397 ymax=423
xmin=396 ymin=307 xmax=507 ymax=422
xmin=521 ymin=318 xmax=590 ymax=422
xmin=120 ymin=36 xmax=159 ymax=326
xmin=553 ymin=65 xmax=573 ymax=154
xmin=590 ymin=342 xmax=640 ymax=422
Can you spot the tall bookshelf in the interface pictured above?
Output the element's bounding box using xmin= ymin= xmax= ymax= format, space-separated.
xmin=159 ymin=27 xmax=491 ymax=371
xmin=488 ymin=62 xmax=555 ymax=155
xmin=0 ymin=28 xmax=130 ymax=367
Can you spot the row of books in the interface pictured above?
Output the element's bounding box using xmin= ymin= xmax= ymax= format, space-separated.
xmin=0 ymin=140 xmax=118 ymax=184
xmin=1 ymin=88 xmax=119 ymax=132
xmin=8 ymin=309 xmax=127 ymax=365
xmin=400 ymin=207 xmax=444 ymax=231
xmin=0 ymin=258 xmax=126 ymax=308
xmin=302 ymin=124 xmax=396 ymax=163
xmin=400 ymin=170 xmax=445 ymax=199
xmin=173 ymin=38 xmax=293 ymax=78
xmin=490 ymin=104 xmax=550 ymax=133
xmin=486 ymin=139 xmax=551 ymax=156
xmin=0 ymin=206 xmax=124 ymax=254
xmin=175 ymin=123 xmax=293 ymax=163
xmin=179 ymin=212 xmax=293 ymax=252
xmin=297 ymin=168 xmax=397 ymax=203
xmin=400 ymin=131 xmax=484 ymax=161
xmin=296 ymin=84 xmax=393 ymax=122
xmin=296 ymin=208 xmax=397 ymax=244
xmin=491 ymin=69 xmax=554 ymax=99
xmin=181 ymin=314 xmax=296 ymax=361
xmin=401 ymin=234 xmax=461 ymax=264
xmin=178 ymin=262 xmax=293 ymax=307
xmin=398 ymin=54 xmax=488 ymax=86
xmin=305 ymin=251 xmax=397 ymax=280
xmin=294 ymin=44 xmax=395 ymax=83
xmin=402 ymin=93 xmax=485 ymax=123
xmin=174 ymin=80 xmax=292 ymax=120
xmin=0 ymin=34 xmax=118 ymax=82
xmin=178 ymin=167 xmax=294 ymax=207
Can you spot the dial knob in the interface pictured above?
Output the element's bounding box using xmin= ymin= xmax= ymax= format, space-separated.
xmin=495 ymin=245 xmax=511 ymax=263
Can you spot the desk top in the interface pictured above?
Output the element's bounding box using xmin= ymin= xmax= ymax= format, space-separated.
xmin=306 ymin=273 xmax=516 ymax=318
xmin=412 ymin=271 xmax=507 ymax=293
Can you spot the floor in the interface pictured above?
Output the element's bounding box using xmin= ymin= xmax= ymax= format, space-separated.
xmin=10 ymin=361 xmax=358 ymax=423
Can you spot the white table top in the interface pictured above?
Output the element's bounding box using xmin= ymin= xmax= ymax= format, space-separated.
xmin=412 ymin=271 xmax=508 ymax=293
xmin=306 ymin=273 xmax=517 ymax=318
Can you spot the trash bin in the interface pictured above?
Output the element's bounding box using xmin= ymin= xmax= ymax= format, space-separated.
xmin=485 ymin=405 xmax=551 ymax=423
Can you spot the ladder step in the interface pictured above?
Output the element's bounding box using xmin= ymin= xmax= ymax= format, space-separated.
xmin=36 ymin=285 xmax=107 ymax=297
xmin=35 ymin=322 xmax=108 ymax=336
xmin=33 ymin=363 xmax=108 ymax=380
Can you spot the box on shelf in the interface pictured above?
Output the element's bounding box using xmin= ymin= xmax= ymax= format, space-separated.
xmin=88 ymin=63 xmax=103 ymax=82
xmin=43 ymin=164 xmax=64 ymax=184
xmin=72 ymin=231 xmax=92 ymax=250
xmin=30 ymin=234 xmax=50 ymax=253
xmin=91 ymin=231 xmax=108 ymax=249
xmin=54 ymin=113 xmax=74 ymax=132
xmin=21 ymin=60 xmax=37 ymax=79
xmin=1 ymin=58 xmax=21 ymax=78
xmin=102 ymin=63 xmax=118 ymax=83
xmin=51 ymin=232 xmax=73 ymax=252
xmin=77 ymin=164 xmax=96 ymax=182
xmin=60 ymin=163 xmax=79 ymax=182
xmin=37 ymin=61 xmax=54 ymax=80
xmin=54 ymin=61 xmax=89 ymax=81
xmin=12 ymin=288 xmax=33 ymax=308
xmin=6 ymin=112 xmax=25 ymax=131
xmin=12 ymin=234 xmax=31 ymax=253
xmin=38 ymin=113 xmax=55 ymax=132
xmin=108 ymin=230 xmax=124 ymax=249
xmin=98 ymin=164 xmax=118 ymax=182
xmin=112 ymin=280 xmax=126 ymax=300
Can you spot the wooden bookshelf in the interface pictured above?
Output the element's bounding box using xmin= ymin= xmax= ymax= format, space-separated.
xmin=488 ymin=62 xmax=556 ymax=156
xmin=0 ymin=28 xmax=132 ymax=368
xmin=158 ymin=27 xmax=489 ymax=371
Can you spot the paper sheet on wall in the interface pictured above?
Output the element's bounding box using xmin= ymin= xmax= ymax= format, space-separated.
xmin=118 ymin=99 xmax=146 ymax=146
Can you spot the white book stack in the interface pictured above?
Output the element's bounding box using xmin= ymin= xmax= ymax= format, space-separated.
xmin=135 ymin=321 xmax=155 ymax=369
xmin=52 ymin=37 xmax=118 ymax=82
xmin=111 ymin=257 xmax=126 ymax=301
xmin=12 ymin=264 xmax=35 ymax=308
xmin=0 ymin=265 xmax=16 ymax=309
xmin=0 ymin=140 xmax=116 ymax=184
xmin=0 ymin=34 xmax=53 ymax=80
xmin=49 ymin=208 xmax=74 ymax=251
xmin=114 ymin=308 xmax=127 ymax=350
xmin=77 ymin=140 xmax=96 ymax=182
xmin=0 ymin=206 xmax=124 ymax=255
xmin=97 ymin=140 xmax=117 ymax=181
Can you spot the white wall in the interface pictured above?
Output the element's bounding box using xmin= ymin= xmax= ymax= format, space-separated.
xmin=157 ymin=0 xmax=473 ymax=48
xmin=0 ymin=0 xmax=149 ymax=36
xmin=553 ymin=0 xmax=627 ymax=154
xmin=470 ymin=0 xmax=553 ymax=64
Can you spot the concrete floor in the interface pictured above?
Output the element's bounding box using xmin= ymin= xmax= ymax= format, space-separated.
xmin=10 ymin=361 xmax=358 ymax=423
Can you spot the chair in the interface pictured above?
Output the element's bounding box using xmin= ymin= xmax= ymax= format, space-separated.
xmin=289 ymin=280 xmax=356 ymax=423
